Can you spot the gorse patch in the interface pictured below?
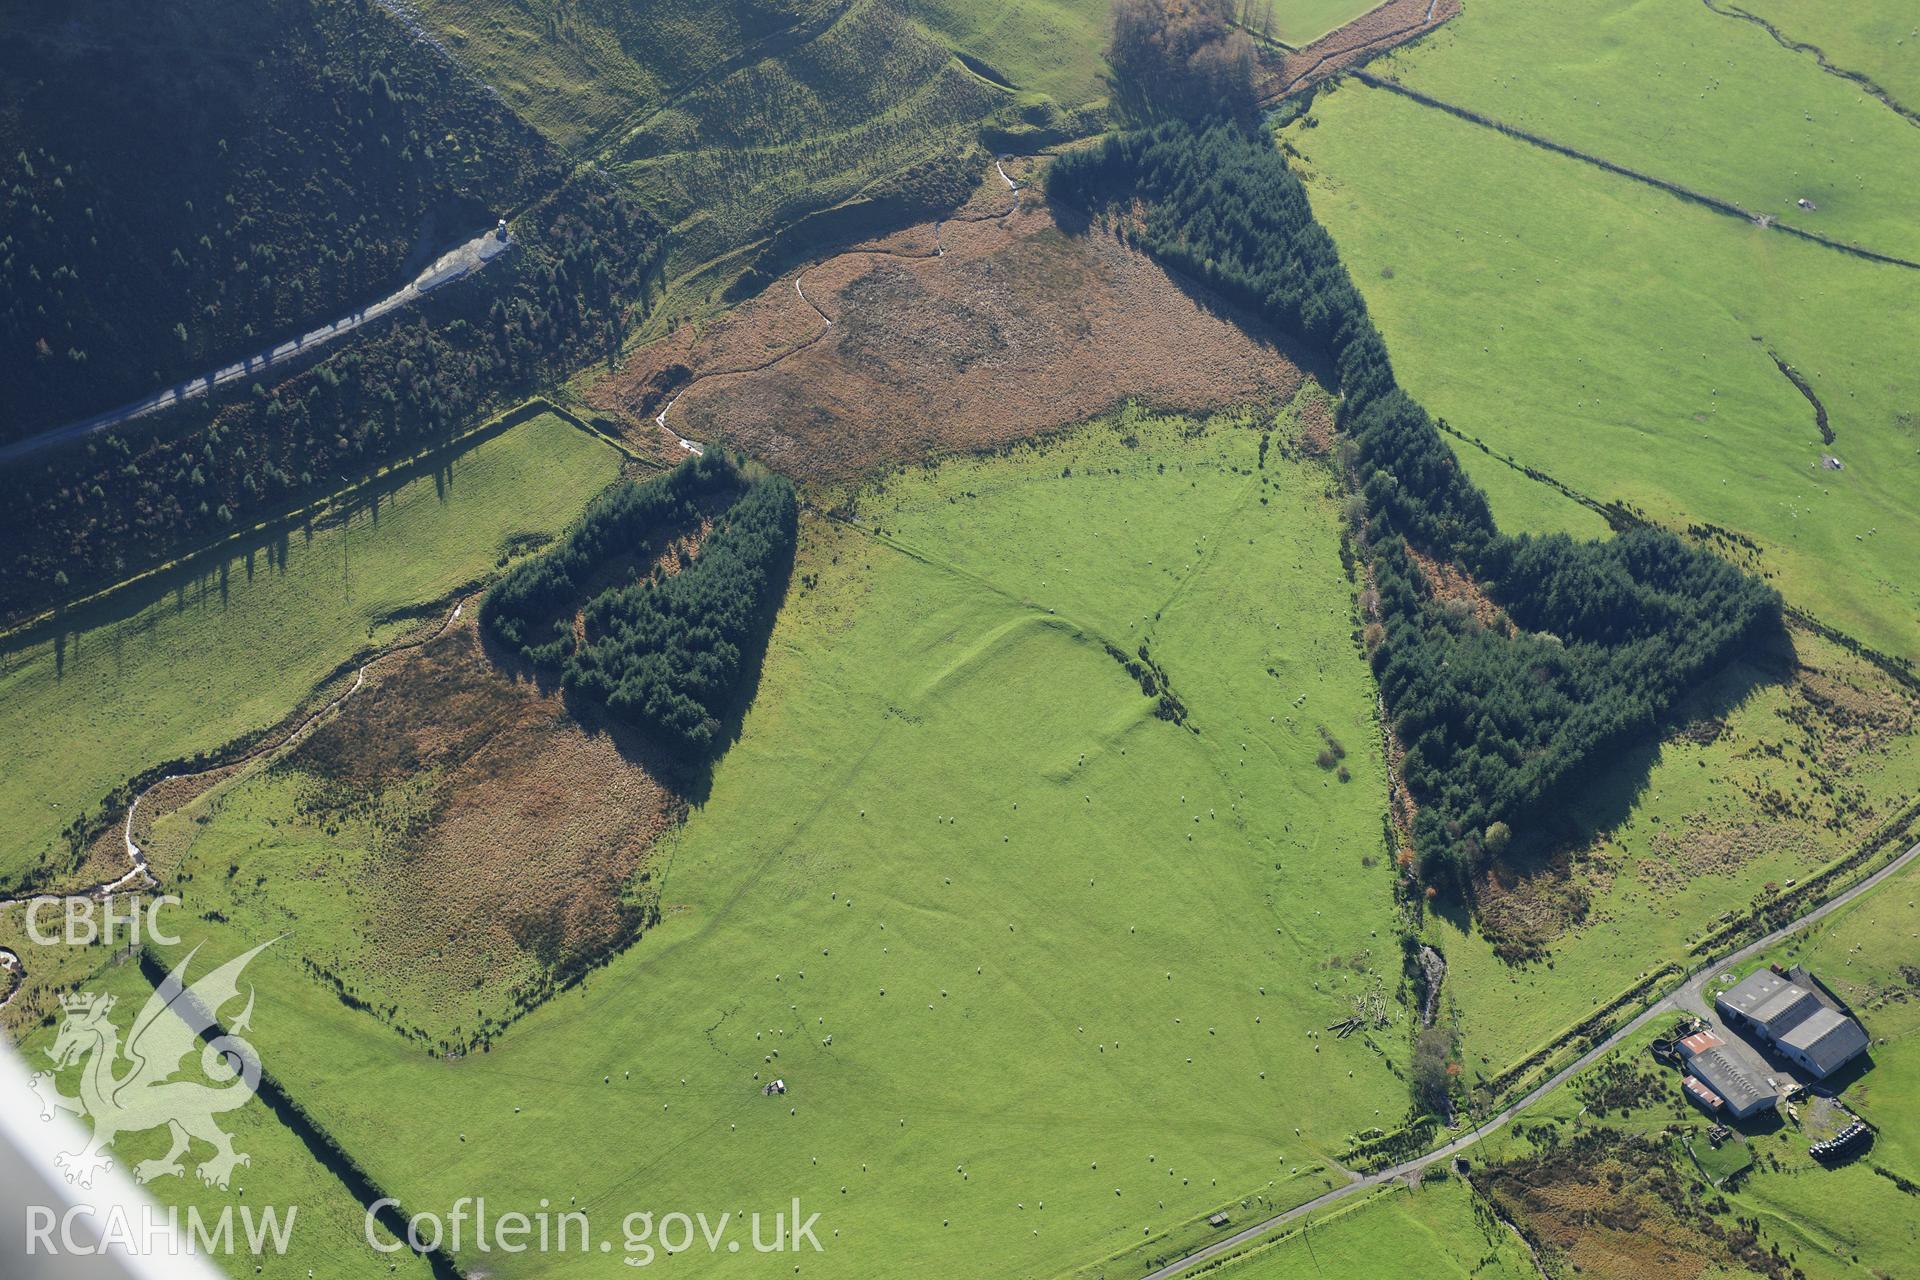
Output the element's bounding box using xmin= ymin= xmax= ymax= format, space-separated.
xmin=482 ymin=455 xmax=798 ymax=757
xmin=1050 ymin=121 xmax=1780 ymax=890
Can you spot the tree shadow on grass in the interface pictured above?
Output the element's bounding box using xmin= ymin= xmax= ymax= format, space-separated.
xmin=1442 ymin=612 xmax=1798 ymax=952
xmin=474 ymin=620 xmax=696 ymax=800
xmin=476 ymin=519 xmax=799 ymax=813
xmin=8 ymin=402 xmax=539 ymax=682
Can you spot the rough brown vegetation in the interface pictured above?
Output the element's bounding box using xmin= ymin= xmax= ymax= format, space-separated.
xmin=1407 ymin=546 xmax=1509 ymax=633
xmin=1475 ymin=1131 xmax=1796 ymax=1280
xmin=590 ymin=171 xmax=1305 ymax=482
xmin=1109 ymin=0 xmax=1257 ymax=120
xmin=1642 ymin=819 xmax=1802 ymax=893
xmin=1472 ymin=633 xmax=1914 ymax=959
xmin=261 ymin=617 xmax=682 ymax=1047
xmin=1475 ymin=850 xmax=1610 ymax=963
xmin=1257 ymin=0 xmax=1463 ymax=101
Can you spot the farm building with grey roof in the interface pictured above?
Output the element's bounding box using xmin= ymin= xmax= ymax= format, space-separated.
xmin=1684 ymin=1045 xmax=1774 ymax=1118
xmin=1774 ymin=1006 xmax=1869 ymax=1079
xmin=1714 ymin=967 xmax=1869 ymax=1081
xmin=1676 ymin=1028 xmax=1774 ymax=1119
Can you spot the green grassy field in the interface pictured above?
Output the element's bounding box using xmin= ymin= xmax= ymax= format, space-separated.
xmin=1446 ymin=437 xmax=1614 ymax=542
xmin=1716 ymin=0 xmax=1920 ymax=120
xmin=1284 ymin=77 xmax=1920 ymax=667
xmin=1262 ymin=0 xmax=1385 ymax=47
xmin=122 ymin=409 xmax=1422 ymax=1277
xmin=609 ymin=0 xmax=1002 ymax=282
xmin=1731 ymin=1157 xmax=1920 ymax=1279
xmin=1204 ymin=1179 xmax=1539 ymax=1279
xmin=149 ymin=765 xmax=535 ymax=1047
xmin=409 ymin=0 xmax=1108 ymax=154
xmin=16 ymin=954 xmax=434 ymax=1280
xmin=1370 ymin=0 xmax=1920 ymax=263
xmin=899 ymin=0 xmax=1109 ymax=101
xmin=399 ymin=0 xmax=836 ymax=152
xmin=0 ymin=411 xmax=622 ymax=892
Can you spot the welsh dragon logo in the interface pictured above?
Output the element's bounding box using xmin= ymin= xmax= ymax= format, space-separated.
xmin=30 ymin=941 xmax=273 ymax=1191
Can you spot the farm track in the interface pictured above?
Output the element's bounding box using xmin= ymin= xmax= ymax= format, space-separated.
xmin=653 ymin=242 xmax=934 ymax=442
xmin=1142 ymin=830 xmax=1920 ymax=1278
xmin=1699 ymin=0 xmax=1920 ymax=130
xmin=1349 ymin=71 xmax=1920 ymax=273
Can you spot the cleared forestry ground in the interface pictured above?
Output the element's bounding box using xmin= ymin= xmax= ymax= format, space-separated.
xmin=0 ymin=410 xmax=622 ymax=893
xmin=134 ymin=410 xmax=1416 ymax=1279
xmin=592 ymin=168 xmax=1309 ymax=481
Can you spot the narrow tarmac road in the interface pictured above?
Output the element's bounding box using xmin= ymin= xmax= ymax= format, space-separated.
xmin=1143 ymin=833 xmax=1920 ymax=1279
xmin=0 ymin=230 xmax=512 ymax=467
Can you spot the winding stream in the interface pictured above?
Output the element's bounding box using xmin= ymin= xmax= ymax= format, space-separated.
xmin=0 ymin=600 xmax=470 ymax=1006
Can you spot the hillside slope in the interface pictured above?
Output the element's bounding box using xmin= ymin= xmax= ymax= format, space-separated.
xmin=0 ymin=0 xmax=559 ymax=438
